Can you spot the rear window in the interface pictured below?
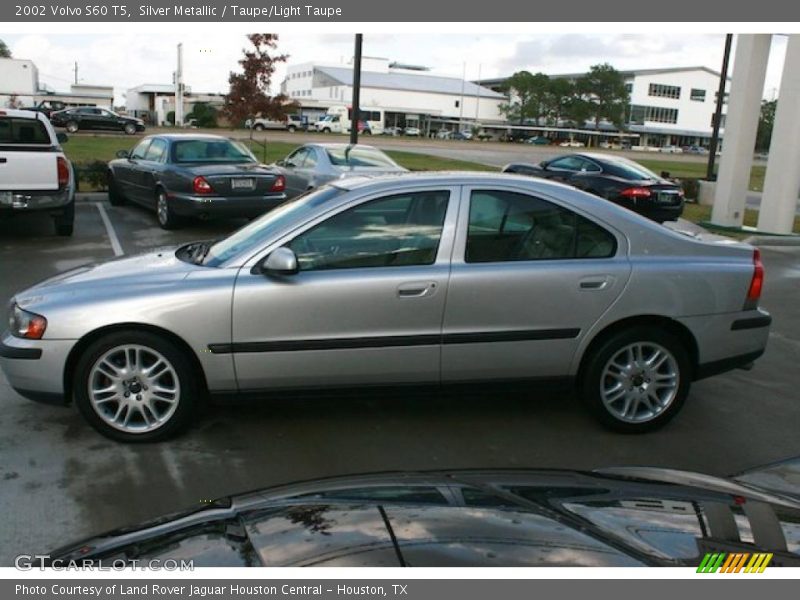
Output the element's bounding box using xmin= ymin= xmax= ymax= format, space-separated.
xmin=0 ymin=118 xmax=51 ymax=145
xmin=325 ymin=147 xmax=397 ymax=168
xmin=605 ymin=159 xmax=661 ymax=181
xmin=171 ymin=139 xmax=256 ymax=163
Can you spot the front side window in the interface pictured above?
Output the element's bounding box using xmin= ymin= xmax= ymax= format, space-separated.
xmin=466 ymin=190 xmax=616 ymax=263
xmin=130 ymin=139 xmax=151 ymax=159
xmin=289 ymin=191 xmax=449 ymax=271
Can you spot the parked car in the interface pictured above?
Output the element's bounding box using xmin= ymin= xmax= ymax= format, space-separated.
xmin=452 ymin=130 xmax=473 ymax=141
xmin=660 ymin=145 xmax=684 ymax=154
xmin=106 ymin=134 xmax=287 ymax=229
xmin=246 ymin=115 xmax=305 ymax=132
xmin=0 ymin=173 xmax=770 ymax=441
xmin=559 ymin=140 xmax=586 ymax=148
xmin=502 ymin=153 xmax=685 ymax=223
xmin=504 ymin=130 xmax=532 ymax=143
xmin=684 ymin=145 xmax=710 ymax=155
xmin=525 ymin=136 xmax=551 ymax=145
xmin=49 ymin=107 xmax=145 ymax=135
xmin=272 ymin=143 xmax=407 ymax=198
xmin=0 ymin=108 xmax=76 ymax=236
xmin=43 ymin=462 xmax=800 ymax=566
xmin=404 ymin=126 xmax=421 ymax=137
xmin=19 ymin=100 xmax=67 ymax=119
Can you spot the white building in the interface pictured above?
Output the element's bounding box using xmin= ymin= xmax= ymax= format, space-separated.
xmin=0 ymin=57 xmax=39 ymax=106
xmin=478 ymin=66 xmax=730 ymax=147
xmin=280 ymin=57 xmax=506 ymax=132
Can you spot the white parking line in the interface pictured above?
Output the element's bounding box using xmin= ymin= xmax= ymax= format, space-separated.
xmin=94 ymin=201 xmax=124 ymax=257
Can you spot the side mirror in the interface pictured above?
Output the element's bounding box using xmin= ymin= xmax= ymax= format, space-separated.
xmin=261 ymin=247 xmax=298 ymax=276
xmin=116 ymin=149 xmax=130 ymax=159
xmin=275 ymin=159 xmax=285 ymax=167
xmin=56 ymin=132 xmax=69 ymax=144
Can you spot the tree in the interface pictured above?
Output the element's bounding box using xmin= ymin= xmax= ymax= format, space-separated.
xmin=499 ymin=71 xmax=550 ymax=125
xmin=187 ymin=102 xmax=218 ymax=128
xmin=223 ymin=34 xmax=295 ymax=128
xmin=543 ymin=78 xmax=575 ymax=125
xmin=576 ymin=63 xmax=629 ymax=133
xmin=755 ymin=99 xmax=777 ymax=152
xmin=0 ymin=39 xmax=11 ymax=58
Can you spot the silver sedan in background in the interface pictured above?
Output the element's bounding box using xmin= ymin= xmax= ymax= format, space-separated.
xmin=274 ymin=143 xmax=408 ymax=197
xmin=0 ymin=173 xmax=771 ymax=442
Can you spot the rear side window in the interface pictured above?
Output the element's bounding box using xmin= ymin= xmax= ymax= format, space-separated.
xmin=144 ymin=139 xmax=167 ymax=162
xmin=0 ymin=118 xmax=51 ymax=144
xmin=466 ymin=190 xmax=617 ymax=263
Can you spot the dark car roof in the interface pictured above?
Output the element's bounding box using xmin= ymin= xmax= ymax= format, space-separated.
xmin=143 ymin=133 xmax=233 ymax=142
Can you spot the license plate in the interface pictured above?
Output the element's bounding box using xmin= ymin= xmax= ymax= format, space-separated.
xmin=231 ymin=178 xmax=255 ymax=190
xmin=0 ymin=191 xmax=12 ymax=206
xmin=657 ymin=192 xmax=679 ymax=204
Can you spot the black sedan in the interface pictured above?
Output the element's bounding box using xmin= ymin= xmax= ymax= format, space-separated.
xmin=107 ymin=134 xmax=287 ymax=229
xmin=50 ymin=107 xmax=146 ymax=135
xmin=43 ymin=465 xmax=800 ymax=567
xmin=503 ymin=153 xmax=685 ymax=223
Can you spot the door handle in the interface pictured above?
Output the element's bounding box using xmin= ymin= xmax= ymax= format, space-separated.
xmin=579 ymin=276 xmax=611 ymax=290
xmin=397 ymin=281 xmax=437 ymax=298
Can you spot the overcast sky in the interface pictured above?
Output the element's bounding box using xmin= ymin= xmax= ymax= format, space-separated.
xmin=0 ymin=33 xmax=789 ymax=106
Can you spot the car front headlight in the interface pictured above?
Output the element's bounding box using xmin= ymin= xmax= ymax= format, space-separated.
xmin=8 ymin=304 xmax=47 ymax=340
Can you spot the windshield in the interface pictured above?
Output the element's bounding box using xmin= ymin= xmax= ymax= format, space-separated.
xmin=202 ymin=186 xmax=345 ymax=267
xmin=325 ymin=146 xmax=398 ymax=168
xmin=171 ymin=139 xmax=257 ymax=164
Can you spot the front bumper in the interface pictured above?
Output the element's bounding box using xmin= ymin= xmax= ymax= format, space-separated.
xmin=0 ymin=331 xmax=74 ymax=405
xmin=168 ymin=192 xmax=288 ymax=218
xmin=0 ymin=187 xmax=72 ymax=214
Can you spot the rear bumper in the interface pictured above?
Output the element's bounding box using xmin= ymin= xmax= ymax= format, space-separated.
xmin=0 ymin=187 xmax=72 ymax=214
xmin=0 ymin=332 xmax=73 ymax=406
xmin=678 ymin=308 xmax=772 ymax=381
xmin=168 ymin=192 xmax=288 ymax=218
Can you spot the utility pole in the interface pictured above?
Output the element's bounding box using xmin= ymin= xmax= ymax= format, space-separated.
xmin=474 ymin=63 xmax=482 ymax=128
xmin=175 ymin=43 xmax=184 ymax=127
xmin=73 ymin=62 xmax=78 ymax=85
xmin=458 ymin=62 xmax=466 ymax=132
xmin=707 ymin=34 xmax=733 ymax=181
xmin=350 ymin=34 xmax=363 ymax=146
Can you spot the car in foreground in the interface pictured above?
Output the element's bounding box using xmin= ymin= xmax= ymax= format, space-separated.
xmin=50 ymin=107 xmax=145 ymax=135
xmin=502 ymin=153 xmax=685 ymax=223
xmin=0 ymin=108 xmax=76 ymax=236
xmin=106 ymin=134 xmax=287 ymax=229
xmin=44 ymin=464 xmax=800 ymax=567
xmin=273 ymin=143 xmax=407 ymax=197
xmin=0 ymin=173 xmax=770 ymax=442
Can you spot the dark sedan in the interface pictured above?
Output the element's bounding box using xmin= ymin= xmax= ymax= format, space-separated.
xmin=44 ymin=465 xmax=800 ymax=567
xmin=503 ymin=153 xmax=685 ymax=223
xmin=50 ymin=107 xmax=145 ymax=135
xmin=107 ymin=134 xmax=287 ymax=229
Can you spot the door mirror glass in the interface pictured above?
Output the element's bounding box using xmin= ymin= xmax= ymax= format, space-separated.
xmin=275 ymin=159 xmax=286 ymax=167
xmin=116 ymin=149 xmax=130 ymax=159
xmin=262 ymin=247 xmax=298 ymax=275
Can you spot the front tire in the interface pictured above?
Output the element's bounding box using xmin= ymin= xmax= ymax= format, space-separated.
xmin=73 ymin=331 xmax=198 ymax=442
xmin=65 ymin=121 xmax=79 ymax=133
xmin=123 ymin=123 xmax=137 ymax=135
xmin=580 ymin=327 xmax=691 ymax=433
xmin=253 ymin=124 xmax=265 ymax=131
xmin=53 ymin=200 xmax=74 ymax=236
xmin=156 ymin=188 xmax=180 ymax=230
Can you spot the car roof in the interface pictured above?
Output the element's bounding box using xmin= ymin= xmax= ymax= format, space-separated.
xmin=0 ymin=108 xmax=42 ymax=120
xmin=145 ymin=133 xmax=234 ymax=142
xmin=306 ymin=143 xmax=381 ymax=151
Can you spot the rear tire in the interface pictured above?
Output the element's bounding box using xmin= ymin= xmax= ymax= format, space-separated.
xmin=287 ymin=125 xmax=297 ymax=132
xmin=123 ymin=123 xmax=136 ymax=135
xmin=53 ymin=200 xmax=74 ymax=236
xmin=580 ymin=326 xmax=691 ymax=433
xmin=73 ymin=330 xmax=198 ymax=443
xmin=107 ymin=172 xmax=126 ymax=206
xmin=156 ymin=188 xmax=181 ymax=230
xmin=253 ymin=124 xmax=265 ymax=131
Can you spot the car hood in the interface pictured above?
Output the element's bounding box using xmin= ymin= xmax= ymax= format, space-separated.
xmin=13 ymin=247 xmax=198 ymax=311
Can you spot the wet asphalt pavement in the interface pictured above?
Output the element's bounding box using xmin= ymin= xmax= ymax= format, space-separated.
xmin=0 ymin=195 xmax=798 ymax=566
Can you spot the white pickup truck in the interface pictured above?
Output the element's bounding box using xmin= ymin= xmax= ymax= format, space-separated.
xmin=0 ymin=108 xmax=76 ymax=236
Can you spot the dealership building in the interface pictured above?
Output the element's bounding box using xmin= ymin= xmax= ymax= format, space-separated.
xmin=478 ymin=66 xmax=730 ymax=148
xmin=280 ymin=56 xmax=506 ymax=133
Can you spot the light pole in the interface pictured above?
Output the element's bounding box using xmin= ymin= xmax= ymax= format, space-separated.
xmin=350 ymin=34 xmax=363 ymax=146
xmin=707 ymin=34 xmax=733 ymax=181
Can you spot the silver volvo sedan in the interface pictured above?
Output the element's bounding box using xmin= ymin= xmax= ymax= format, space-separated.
xmin=0 ymin=173 xmax=771 ymax=442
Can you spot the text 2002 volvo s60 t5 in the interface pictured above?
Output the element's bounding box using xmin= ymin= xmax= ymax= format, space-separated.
xmin=0 ymin=173 xmax=771 ymax=442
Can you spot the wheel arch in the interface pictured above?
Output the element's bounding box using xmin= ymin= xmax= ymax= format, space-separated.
xmin=63 ymin=323 xmax=209 ymax=404
xmin=577 ymin=315 xmax=699 ymax=384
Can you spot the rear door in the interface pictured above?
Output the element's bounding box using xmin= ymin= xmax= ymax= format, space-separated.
xmin=280 ymin=147 xmax=314 ymax=196
xmin=113 ymin=138 xmax=151 ymax=202
xmin=0 ymin=114 xmax=59 ymax=192
xmin=441 ymin=185 xmax=631 ymax=382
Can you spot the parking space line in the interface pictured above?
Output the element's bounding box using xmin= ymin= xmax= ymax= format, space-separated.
xmin=93 ymin=202 xmax=124 ymax=257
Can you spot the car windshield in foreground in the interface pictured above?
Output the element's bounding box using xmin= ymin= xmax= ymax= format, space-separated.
xmin=171 ymin=139 xmax=257 ymax=164
xmin=607 ymin=158 xmax=662 ymax=181
xmin=201 ymin=186 xmax=345 ymax=267
xmin=325 ymin=146 xmax=398 ymax=168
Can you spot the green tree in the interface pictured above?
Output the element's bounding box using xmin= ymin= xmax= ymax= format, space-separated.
xmin=187 ymin=102 xmax=218 ymax=128
xmin=543 ymin=78 xmax=575 ymax=125
xmin=0 ymin=39 xmax=11 ymax=58
xmin=223 ymin=34 xmax=296 ymax=129
xmin=576 ymin=63 xmax=630 ymax=137
xmin=500 ymin=71 xmax=550 ymax=125
xmin=755 ymin=99 xmax=777 ymax=152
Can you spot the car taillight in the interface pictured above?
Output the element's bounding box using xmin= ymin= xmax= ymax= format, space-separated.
xmin=270 ymin=175 xmax=286 ymax=192
xmin=619 ymin=187 xmax=652 ymax=198
xmin=193 ymin=176 xmax=214 ymax=194
xmin=745 ymin=248 xmax=764 ymax=309
xmin=57 ymin=156 xmax=70 ymax=188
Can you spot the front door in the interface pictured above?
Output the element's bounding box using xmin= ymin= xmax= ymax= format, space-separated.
xmin=441 ymin=185 xmax=631 ymax=382
xmin=230 ymin=187 xmax=458 ymax=391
